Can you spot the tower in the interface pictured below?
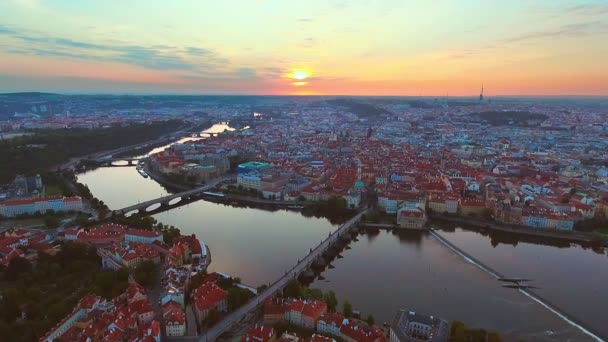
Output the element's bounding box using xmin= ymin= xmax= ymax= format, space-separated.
xmin=479 ymin=84 xmax=484 ymax=102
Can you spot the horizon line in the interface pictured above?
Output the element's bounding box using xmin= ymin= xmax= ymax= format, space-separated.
xmin=1 ymin=91 xmax=607 ymax=98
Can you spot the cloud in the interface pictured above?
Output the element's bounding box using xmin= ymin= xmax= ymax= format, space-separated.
xmin=15 ymin=34 xmax=109 ymax=50
xmin=0 ymin=25 xmax=227 ymax=71
xmin=115 ymin=47 xmax=196 ymax=70
xmin=298 ymin=18 xmax=315 ymax=23
xmin=0 ymin=74 xmax=266 ymax=95
xmin=237 ymin=67 xmax=258 ymax=80
xmin=502 ymin=21 xmax=608 ymax=44
xmin=299 ymin=37 xmax=318 ymax=48
xmin=185 ymin=47 xmax=212 ymax=56
xmin=263 ymin=67 xmax=287 ymax=78
xmin=330 ymin=0 xmax=350 ymax=10
xmin=0 ymin=25 xmax=16 ymax=34
xmin=556 ymin=3 xmax=608 ymax=17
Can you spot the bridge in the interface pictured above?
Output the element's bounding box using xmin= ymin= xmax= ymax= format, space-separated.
xmin=110 ymin=176 xmax=234 ymax=217
xmin=92 ymin=157 xmax=143 ymax=167
xmin=198 ymin=208 xmax=368 ymax=342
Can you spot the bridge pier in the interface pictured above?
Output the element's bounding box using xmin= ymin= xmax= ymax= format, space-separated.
xmin=339 ymin=234 xmax=352 ymax=243
xmin=312 ymin=257 xmax=326 ymax=269
xmin=300 ymin=268 xmax=315 ymax=281
xmin=323 ymin=248 xmax=337 ymax=259
xmin=138 ymin=208 xmax=146 ymax=215
xmin=128 ymin=160 xmax=134 ymax=166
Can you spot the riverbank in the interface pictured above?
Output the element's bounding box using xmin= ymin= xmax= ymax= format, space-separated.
xmin=428 ymin=214 xmax=596 ymax=243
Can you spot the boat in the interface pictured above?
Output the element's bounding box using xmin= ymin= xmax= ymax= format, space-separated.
xmin=137 ymin=168 xmax=149 ymax=178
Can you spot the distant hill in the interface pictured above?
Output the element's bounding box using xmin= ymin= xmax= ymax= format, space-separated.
xmin=0 ymin=93 xmax=62 ymax=119
xmin=472 ymin=110 xmax=548 ymax=126
xmin=326 ymin=98 xmax=391 ymax=117
xmin=0 ymin=92 xmax=59 ymax=97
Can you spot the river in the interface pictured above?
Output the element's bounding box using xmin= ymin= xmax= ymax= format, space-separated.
xmin=75 ymin=124 xmax=607 ymax=341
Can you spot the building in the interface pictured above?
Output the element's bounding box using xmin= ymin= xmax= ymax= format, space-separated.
xmin=242 ymin=324 xmax=277 ymax=342
xmin=301 ymin=300 xmax=327 ymax=329
xmin=317 ymin=313 xmax=345 ymax=337
xmin=396 ymin=207 xmax=427 ymax=229
xmin=0 ymin=196 xmax=83 ymax=217
xmin=286 ymin=300 xmax=305 ymax=326
xmin=99 ymin=242 xmax=161 ymax=269
xmin=345 ymin=189 xmax=362 ymax=208
xmin=39 ymin=285 xmax=161 ymax=342
xmin=340 ymin=319 xmax=385 ymax=342
xmin=389 ymin=309 xmax=449 ymax=342
xmin=39 ymin=294 xmax=104 ymax=342
xmin=238 ymin=173 xmax=263 ymax=190
xmin=264 ymin=297 xmax=289 ymax=325
xmin=459 ymin=198 xmax=486 ymax=217
xmin=163 ymin=300 xmax=186 ymax=337
xmin=182 ymin=163 xmax=220 ymax=182
xmin=238 ymin=161 xmax=271 ymax=174
xmin=192 ymin=282 xmax=228 ymax=323
xmin=309 ymin=334 xmax=336 ymax=342
xmin=125 ymin=228 xmax=164 ymax=244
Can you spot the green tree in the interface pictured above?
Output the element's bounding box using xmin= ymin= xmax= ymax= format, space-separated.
xmin=162 ymin=225 xmax=181 ymax=244
xmin=6 ymin=257 xmax=32 ymax=280
xmin=204 ymin=308 xmax=220 ymax=327
xmin=450 ymin=321 xmax=466 ymax=342
xmin=324 ymin=290 xmax=338 ymax=312
xmin=0 ymin=121 xmax=185 ymax=183
xmin=284 ymin=279 xmax=303 ymax=298
xmin=44 ymin=215 xmax=61 ymax=229
xmin=366 ymin=314 xmax=375 ymax=326
xmin=0 ymin=321 xmax=18 ymax=341
xmin=134 ymin=260 xmax=158 ymax=288
xmin=304 ymin=288 xmax=324 ymax=301
xmin=487 ymin=332 xmax=502 ymax=342
xmin=343 ymin=300 xmax=353 ymax=318
xmin=227 ymin=287 xmax=255 ymax=311
xmin=0 ymin=288 xmax=20 ymax=322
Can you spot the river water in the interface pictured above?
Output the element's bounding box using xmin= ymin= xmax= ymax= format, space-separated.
xmin=75 ymin=124 xmax=607 ymax=342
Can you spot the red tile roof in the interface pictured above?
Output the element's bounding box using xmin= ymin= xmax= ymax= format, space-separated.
xmin=340 ymin=321 xmax=384 ymax=342
xmin=192 ymin=282 xmax=227 ymax=312
xmin=302 ymin=300 xmax=327 ymax=320
xmin=242 ymin=325 xmax=276 ymax=342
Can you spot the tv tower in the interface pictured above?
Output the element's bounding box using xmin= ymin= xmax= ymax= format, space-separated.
xmin=479 ymin=84 xmax=484 ymax=102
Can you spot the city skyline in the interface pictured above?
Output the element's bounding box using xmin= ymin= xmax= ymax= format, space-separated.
xmin=1 ymin=0 xmax=608 ymax=95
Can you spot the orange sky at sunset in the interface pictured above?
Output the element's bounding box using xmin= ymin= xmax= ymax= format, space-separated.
xmin=1 ymin=1 xmax=607 ymax=95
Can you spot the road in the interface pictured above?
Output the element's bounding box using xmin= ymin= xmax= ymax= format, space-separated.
xmin=197 ymin=209 xmax=368 ymax=342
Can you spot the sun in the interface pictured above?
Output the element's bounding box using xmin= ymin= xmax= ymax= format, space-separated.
xmin=292 ymin=70 xmax=310 ymax=80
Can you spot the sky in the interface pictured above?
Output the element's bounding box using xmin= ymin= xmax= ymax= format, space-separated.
xmin=0 ymin=0 xmax=607 ymax=96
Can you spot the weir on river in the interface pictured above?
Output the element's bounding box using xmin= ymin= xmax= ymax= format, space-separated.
xmin=429 ymin=230 xmax=606 ymax=342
